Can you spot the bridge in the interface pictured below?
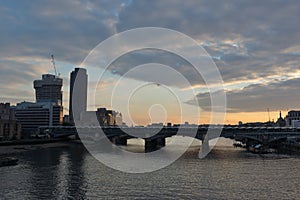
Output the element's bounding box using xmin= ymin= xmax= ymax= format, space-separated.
xmin=37 ymin=126 xmax=300 ymax=152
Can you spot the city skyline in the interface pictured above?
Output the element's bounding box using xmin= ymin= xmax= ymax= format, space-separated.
xmin=0 ymin=62 xmax=296 ymax=126
xmin=0 ymin=1 xmax=300 ymax=125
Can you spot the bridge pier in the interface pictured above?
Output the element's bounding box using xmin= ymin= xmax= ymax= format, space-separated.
xmin=145 ymin=137 xmax=166 ymax=152
xmin=157 ymin=137 xmax=166 ymax=147
xmin=201 ymin=139 xmax=210 ymax=154
xmin=110 ymin=136 xmax=127 ymax=146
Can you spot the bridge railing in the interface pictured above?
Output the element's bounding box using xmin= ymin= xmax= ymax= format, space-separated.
xmin=37 ymin=125 xmax=300 ymax=139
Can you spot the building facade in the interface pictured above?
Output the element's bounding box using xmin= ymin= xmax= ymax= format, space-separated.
xmin=285 ymin=110 xmax=300 ymax=127
xmin=34 ymin=74 xmax=63 ymax=104
xmin=15 ymin=101 xmax=63 ymax=136
xmin=0 ymin=103 xmax=21 ymax=140
xmin=69 ymin=68 xmax=88 ymax=125
xmin=96 ymin=108 xmax=108 ymax=126
xmin=95 ymin=108 xmax=123 ymax=126
xmin=14 ymin=74 xmax=64 ymax=137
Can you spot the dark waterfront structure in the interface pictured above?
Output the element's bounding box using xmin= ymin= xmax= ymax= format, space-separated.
xmin=14 ymin=74 xmax=63 ymax=137
xmin=15 ymin=102 xmax=62 ymax=136
xmin=69 ymin=68 xmax=88 ymax=125
xmin=0 ymin=103 xmax=21 ymax=140
xmin=38 ymin=125 xmax=300 ymax=152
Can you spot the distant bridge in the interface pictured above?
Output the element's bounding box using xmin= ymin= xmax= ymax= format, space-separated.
xmin=38 ymin=126 xmax=300 ymax=151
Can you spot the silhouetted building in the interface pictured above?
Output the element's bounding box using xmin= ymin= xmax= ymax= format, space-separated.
xmin=34 ymin=74 xmax=63 ymax=104
xmin=69 ymin=68 xmax=88 ymax=125
xmin=96 ymin=108 xmax=108 ymax=126
xmin=148 ymin=123 xmax=163 ymax=127
xmin=15 ymin=101 xmax=63 ymax=136
xmin=14 ymin=74 xmax=64 ymax=136
xmin=276 ymin=111 xmax=286 ymax=127
xmin=285 ymin=110 xmax=300 ymax=127
xmin=106 ymin=110 xmax=114 ymax=126
xmin=240 ymin=121 xmax=275 ymax=127
xmin=0 ymin=103 xmax=21 ymax=140
xmin=95 ymin=108 xmax=123 ymax=126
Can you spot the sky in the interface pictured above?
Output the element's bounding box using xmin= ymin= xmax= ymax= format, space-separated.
xmin=0 ymin=0 xmax=300 ymax=125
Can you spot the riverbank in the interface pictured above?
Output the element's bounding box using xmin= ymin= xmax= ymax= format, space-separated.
xmin=0 ymin=139 xmax=79 ymax=157
xmin=0 ymin=138 xmax=73 ymax=146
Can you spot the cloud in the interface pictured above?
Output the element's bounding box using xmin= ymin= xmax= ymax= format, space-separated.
xmin=107 ymin=49 xmax=204 ymax=88
xmin=188 ymin=78 xmax=300 ymax=113
xmin=0 ymin=0 xmax=127 ymax=63
xmin=0 ymin=58 xmax=52 ymax=103
xmin=116 ymin=0 xmax=300 ymax=84
xmin=1 ymin=0 xmax=299 ymax=83
xmin=0 ymin=0 xmax=299 ymax=116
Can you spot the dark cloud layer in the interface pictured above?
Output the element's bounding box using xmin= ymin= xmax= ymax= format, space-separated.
xmin=0 ymin=0 xmax=299 ymax=113
xmin=189 ymin=78 xmax=300 ymax=113
xmin=108 ymin=49 xmax=204 ymax=88
xmin=117 ymin=0 xmax=300 ymax=83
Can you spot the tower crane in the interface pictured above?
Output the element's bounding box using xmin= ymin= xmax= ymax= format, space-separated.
xmin=51 ymin=54 xmax=58 ymax=76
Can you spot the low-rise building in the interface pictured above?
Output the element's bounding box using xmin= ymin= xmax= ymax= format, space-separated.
xmin=74 ymin=108 xmax=123 ymax=127
xmin=95 ymin=108 xmax=123 ymax=127
xmin=285 ymin=110 xmax=300 ymax=127
xmin=0 ymin=103 xmax=21 ymax=140
xmin=291 ymin=120 xmax=300 ymax=127
xmin=14 ymin=101 xmax=63 ymax=137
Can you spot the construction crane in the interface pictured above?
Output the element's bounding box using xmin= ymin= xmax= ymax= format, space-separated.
xmin=51 ymin=54 xmax=58 ymax=76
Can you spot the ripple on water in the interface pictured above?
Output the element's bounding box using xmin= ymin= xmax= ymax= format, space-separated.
xmin=0 ymin=143 xmax=299 ymax=199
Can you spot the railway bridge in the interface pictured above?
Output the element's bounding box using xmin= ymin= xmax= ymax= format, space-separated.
xmin=38 ymin=126 xmax=300 ymax=151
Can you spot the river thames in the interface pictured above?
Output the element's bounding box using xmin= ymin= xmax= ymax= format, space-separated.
xmin=0 ymin=139 xmax=299 ymax=199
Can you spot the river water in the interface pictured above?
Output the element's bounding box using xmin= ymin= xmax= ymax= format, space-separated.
xmin=0 ymin=139 xmax=299 ymax=199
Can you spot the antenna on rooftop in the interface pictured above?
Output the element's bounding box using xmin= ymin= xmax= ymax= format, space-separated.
xmin=51 ymin=54 xmax=58 ymax=76
xmin=267 ymin=108 xmax=271 ymax=122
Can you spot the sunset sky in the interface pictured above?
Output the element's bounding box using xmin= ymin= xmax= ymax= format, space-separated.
xmin=1 ymin=0 xmax=300 ymax=125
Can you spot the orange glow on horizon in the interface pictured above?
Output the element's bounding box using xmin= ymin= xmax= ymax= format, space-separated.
xmin=123 ymin=111 xmax=287 ymax=126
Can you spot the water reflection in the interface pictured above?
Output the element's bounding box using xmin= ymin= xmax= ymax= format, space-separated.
xmin=9 ymin=144 xmax=89 ymax=199
xmin=0 ymin=142 xmax=300 ymax=199
xmin=26 ymin=147 xmax=63 ymax=199
xmin=65 ymin=145 xmax=88 ymax=199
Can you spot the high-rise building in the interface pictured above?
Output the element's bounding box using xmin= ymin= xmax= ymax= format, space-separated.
xmin=69 ymin=68 xmax=88 ymax=125
xmin=14 ymin=74 xmax=64 ymax=137
xmin=34 ymin=74 xmax=63 ymax=104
